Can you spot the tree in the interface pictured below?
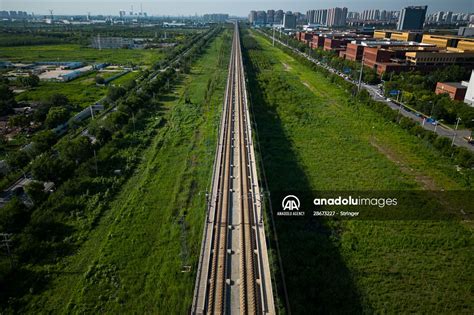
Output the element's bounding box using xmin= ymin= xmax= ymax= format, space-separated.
xmin=8 ymin=114 xmax=30 ymax=128
xmin=57 ymin=136 xmax=93 ymax=164
xmin=95 ymin=75 xmax=105 ymax=85
xmin=107 ymin=86 xmax=126 ymax=102
xmin=25 ymin=181 xmax=47 ymax=204
xmin=0 ymin=197 xmax=29 ymax=232
xmin=45 ymin=107 xmax=69 ymax=129
xmin=0 ymin=84 xmax=16 ymax=115
xmin=30 ymin=152 xmax=67 ymax=182
xmin=123 ymin=79 xmax=137 ymax=91
xmin=48 ymin=93 xmax=69 ymax=107
xmin=18 ymin=74 xmax=40 ymax=87
xmin=33 ymin=102 xmax=52 ymax=123
xmin=89 ymin=121 xmax=113 ymax=144
xmin=31 ymin=130 xmax=57 ymax=154
xmin=5 ymin=150 xmax=30 ymax=170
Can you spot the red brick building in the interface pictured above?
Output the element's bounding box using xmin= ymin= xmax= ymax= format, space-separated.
xmin=296 ymin=32 xmax=314 ymax=45
xmin=363 ymin=47 xmax=393 ymax=68
xmin=345 ymin=43 xmax=364 ymax=61
xmin=323 ymin=38 xmax=351 ymax=52
xmin=310 ymin=35 xmax=326 ymax=49
xmin=435 ymin=82 xmax=467 ymax=100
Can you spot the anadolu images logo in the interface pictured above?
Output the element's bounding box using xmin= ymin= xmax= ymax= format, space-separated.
xmin=282 ymin=195 xmax=300 ymax=211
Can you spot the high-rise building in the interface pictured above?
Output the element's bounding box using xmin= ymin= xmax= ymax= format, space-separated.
xmin=347 ymin=12 xmax=359 ymax=20
xmin=248 ymin=10 xmax=257 ymax=24
xmin=306 ymin=10 xmax=316 ymax=24
xmin=314 ymin=9 xmax=328 ymax=25
xmin=397 ymin=6 xmax=427 ymax=30
xmin=327 ymin=7 xmax=348 ymax=27
xmin=274 ymin=10 xmax=284 ymax=24
xmin=434 ymin=11 xmax=444 ymax=23
xmin=283 ymin=11 xmax=297 ymax=29
xmin=203 ymin=14 xmax=229 ymax=22
xmin=255 ymin=11 xmax=267 ymax=25
xmin=444 ymin=11 xmax=453 ymax=24
xmin=267 ymin=10 xmax=275 ymax=24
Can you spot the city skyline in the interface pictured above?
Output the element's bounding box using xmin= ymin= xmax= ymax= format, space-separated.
xmin=1 ymin=0 xmax=473 ymax=17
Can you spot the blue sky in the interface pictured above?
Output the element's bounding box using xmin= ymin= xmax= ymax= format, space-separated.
xmin=1 ymin=0 xmax=472 ymax=16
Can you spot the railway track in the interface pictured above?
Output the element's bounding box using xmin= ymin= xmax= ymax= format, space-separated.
xmin=192 ymin=22 xmax=275 ymax=315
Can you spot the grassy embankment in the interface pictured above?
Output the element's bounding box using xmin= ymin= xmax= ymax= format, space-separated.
xmin=243 ymin=29 xmax=473 ymax=314
xmin=18 ymin=30 xmax=231 ymax=313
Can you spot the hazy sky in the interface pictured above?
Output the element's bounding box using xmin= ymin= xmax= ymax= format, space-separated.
xmin=1 ymin=0 xmax=473 ymax=16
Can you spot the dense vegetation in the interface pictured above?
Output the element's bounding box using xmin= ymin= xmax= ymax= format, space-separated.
xmin=0 ymin=23 xmax=198 ymax=47
xmin=383 ymin=68 xmax=474 ymax=128
xmin=0 ymin=25 xmax=228 ymax=313
xmin=0 ymin=26 xmax=211 ymax=181
xmin=242 ymin=28 xmax=473 ymax=314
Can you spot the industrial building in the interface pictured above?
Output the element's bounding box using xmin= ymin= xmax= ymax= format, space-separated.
xmin=373 ymin=30 xmax=423 ymax=42
xmin=405 ymin=50 xmax=474 ymax=67
xmin=421 ymin=34 xmax=474 ymax=51
xmin=91 ymin=36 xmax=134 ymax=49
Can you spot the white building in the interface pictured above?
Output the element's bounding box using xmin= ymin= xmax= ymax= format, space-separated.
xmin=463 ymin=70 xmax=474 ymax=106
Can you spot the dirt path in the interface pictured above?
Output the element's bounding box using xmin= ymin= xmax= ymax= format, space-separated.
xmin=282 ymin=62 xmax=292 ymax=71
xmin=370 ymin=139 xmax=439 ymax=190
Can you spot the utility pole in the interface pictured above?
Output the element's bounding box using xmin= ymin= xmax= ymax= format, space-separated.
xmin=452 ymin=117 xmax=461 ymax=146
xmin=397 ymin=103 xmax=403 ymax=123
xmin=272 ymin=27 xmax=275 ymax=46
xmin=434 ymin=120 xmax=443 ymax=133
xmin=0 ymin=233 xmax=13 ymax=268
xmin=131 ymin=111 xmax=136 ymax=131
xmin=358 ymin=57 xmax=364 ymax=92
xmin=93 ymin=149 xmax=98 ymax=175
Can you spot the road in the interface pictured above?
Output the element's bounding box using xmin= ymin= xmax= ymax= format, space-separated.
xmin=192 ymin=23 xmax=275 ymax=314
xmin=258 ymin=29 xmax=474 ymax=152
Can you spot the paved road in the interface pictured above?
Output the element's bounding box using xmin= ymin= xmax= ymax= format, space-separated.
xmin=258 ymin=29 xmax=474 ymax=152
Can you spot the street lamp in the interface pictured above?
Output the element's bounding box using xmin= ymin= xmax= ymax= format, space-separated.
xmin=434 ymin=119 xmax=443 ymax=133
xmin=454 ymin=117 xmax=461 ymax=131
xmin=358 ymin=55 xmax=365 ymax=92
xmin=429 ymin=101 xmax=435 ymax=117
xmin=451 ymin=117 xmax=461 ymax=146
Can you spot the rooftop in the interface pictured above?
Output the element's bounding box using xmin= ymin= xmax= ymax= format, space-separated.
xmin=437 ymin=82 xmax=468 ymax=89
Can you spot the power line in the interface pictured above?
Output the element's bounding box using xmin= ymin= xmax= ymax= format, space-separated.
xmin=0 ymin=233 xmax=14 ymax=268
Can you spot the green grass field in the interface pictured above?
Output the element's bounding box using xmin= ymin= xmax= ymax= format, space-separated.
xmin=244 ymin=30 xmax=473 ymax=314
xmin=18 ymin=30 xmax=231 ymax=314
xmin=5 ymin=44 xmax=163 ymax=108
xmin=111 ymin=70 xmax=139 ymax=86
xmin=0 ymin=44 xmax=163 ymax=66
xmin=15 ymin=72 xmax=107 ymax=108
